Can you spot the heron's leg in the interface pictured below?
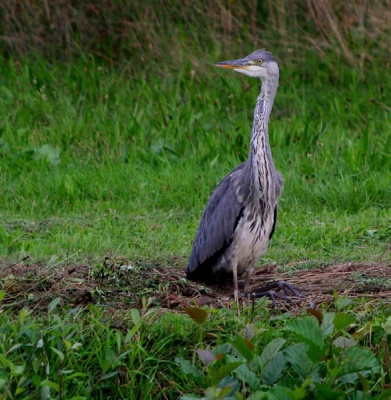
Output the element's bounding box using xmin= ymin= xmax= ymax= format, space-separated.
xmin=244 ymin=267 xmax=254 ymax=293
xmin=233 ymin=263 xmax=240 ymax=305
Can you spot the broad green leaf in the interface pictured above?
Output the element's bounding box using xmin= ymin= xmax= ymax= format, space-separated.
xmin=48 ymin=297 xmax=61 ymax=312
xmin=287 ymin=318 xmax=324 ymax=349
xmin=247 ymin=391 xmax=266 ymax=400
xmin=217 ymin=376 xmax=241 ymax=396
xmin=101 ymin=371 xmax=118 ymax=380
xmin=234 ymin=364 xmax=260 ymax=389
xmin=267 ymin=385 xmax=291 ymax=400
xmin=261 ymin=352 xmax=286 ymax=385
xmin=249 ymin=356 xmax=262 ymax=372
xmin=105 ymin=348 xmax=116 ymax=364
xmin=328 ymin=366 xmax=343 ymax=380
xmin=180 ymin=395 xmax=202 ymax=399
xmin=183 ymin=307 xmax=208 ymax=325
xmin=341 ymin=347 xmax=380 ymax=375
xmin=347 ymin=391 xmax=367 ymax=400
xmin=116 ymin=349 xmax=131 ymax=362
xmin=314 ymin=383 xmax=345 ymax=399
xmin=210 ymin=361 xmax=243 ymax=386
xmin=307 ymin=345 xmax=325 ymax=363
xmin=196 ymin=349 xmax=215 ymax=366
xmin=125 ymin=324 xmax=140 ymax=343
xmin=175 ymin=357 xmax=206 ymax=386
xmin=284 ymin=343 xmax=311 ymax=378
xmin=357 ymin=373 xmax=369 ymax=393
xmin=333 ymin=336 xmax=356 ymax=348
xmin=130 ymin=308 xmax=141 ymax=325
xmin=219 ymin=386 xmax=233 ymax=398
xmin=40 ymin=379 xmax=59 ymax=391
xmin=0 ymin=356 xmax=14 ymax=371
xmin=375 ymin=388 xmax=391 ymax=400
xmin=243 ymin=324 xmax=255 ymax=340
xmin=311 ymin=363 xmax=325 ymax=383
xmin=212 ymin=343 xmax=231 ymax=356
xmin=231 ymin=337 xmax=253 ymax=362
xmin=71 ymin=342 xmax=82 ymax=350
xmin=33 ymin=357 xmax=41 ymax=374
xmin=205 ymin=386 xmax=222 ymax=399
xmin=259 ymin=338 xmax=286 ymax=368
xmin=51 ymin=347 xmax=65 ymax=361
xmin=15 ymin=388 xmax=25 ymax=395
xmin=7 ymin=344 xmax=24 ymax=353
xmin=0 ymin=291 xmax=5 ymax=302
xmin=13 ymin=365 xmax=25 ymax=375
xmin=321 ymin=312 xmax=336 ymax=335
xmin=337 ymin=296 xmax=352 ymax=311
xmin=334 ymin=313 xmax=355 ymax=331
xmin=41 ymin=386 xmax=51 ymax=400
xmin=290 ymin=386 xmax=307 ymax=399
xmin=64 ymin=373 xmax=89 ymax=381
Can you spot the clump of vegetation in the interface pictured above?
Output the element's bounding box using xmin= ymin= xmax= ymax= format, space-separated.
xmin=0 ymin=291 xmax=389 ymax=399
xmin=178 ymin=295 xmax=390 ymax=399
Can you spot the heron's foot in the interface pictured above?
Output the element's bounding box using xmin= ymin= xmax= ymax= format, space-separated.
xmin=243 ymin=280 xmax=305 ymax=307
xmin=274 ymin=280 xmax=305 ymax=298
xmin=243 ymin=290 xmax=296 ymax=307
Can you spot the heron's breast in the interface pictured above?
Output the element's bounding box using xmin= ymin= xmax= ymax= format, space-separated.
xmin=230 ymin=207 xmax=275 ymax=274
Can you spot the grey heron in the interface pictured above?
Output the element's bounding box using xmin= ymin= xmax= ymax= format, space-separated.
xmin=186 ymin=49 xmax=304 ymax=306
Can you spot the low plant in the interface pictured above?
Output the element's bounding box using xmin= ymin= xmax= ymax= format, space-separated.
xmin=177 ymin=295 xmax=391 ymax=399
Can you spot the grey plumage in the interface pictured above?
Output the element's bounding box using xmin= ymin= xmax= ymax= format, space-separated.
xmin=187 ymin=50 xmax=290 ymax=302
xmin=188 ymin=163 xmax=247 ymax=282
xmin=244 ymin=49 xmax=276 ymax=63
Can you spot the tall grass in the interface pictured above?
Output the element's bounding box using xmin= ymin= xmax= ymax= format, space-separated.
xmin=0 ymin=0 xmax=390 ymax=69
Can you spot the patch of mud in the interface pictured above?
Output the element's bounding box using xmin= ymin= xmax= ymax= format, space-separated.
xmin=0 ymin=258 xmax=389 ymax=313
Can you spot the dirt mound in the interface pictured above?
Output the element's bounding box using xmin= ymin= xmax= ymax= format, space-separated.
xmin=1 ymin=258 xmax=390 ymax=313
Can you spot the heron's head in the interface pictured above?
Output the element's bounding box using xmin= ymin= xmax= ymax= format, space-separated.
xmin=214 ymin=49 xmax=278 ymax=79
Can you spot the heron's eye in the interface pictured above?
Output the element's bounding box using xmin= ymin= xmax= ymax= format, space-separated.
xmin=257 ymin=59 xmax=263 ymax=65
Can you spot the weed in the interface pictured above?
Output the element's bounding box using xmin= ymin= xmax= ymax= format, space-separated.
xmin=177 ymin=294 xmax=391 ymax=399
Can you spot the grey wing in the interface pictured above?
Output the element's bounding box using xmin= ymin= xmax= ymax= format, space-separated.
xmin=187 ymin=163 xmax=247 ymax=281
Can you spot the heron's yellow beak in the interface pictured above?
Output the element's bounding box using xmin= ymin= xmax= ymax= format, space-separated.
xmin=214 ymin=59 xmax=250 ymax=70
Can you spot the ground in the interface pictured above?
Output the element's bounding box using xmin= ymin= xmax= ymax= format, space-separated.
xmin=1 ymin=258 xmax=389 ymax=314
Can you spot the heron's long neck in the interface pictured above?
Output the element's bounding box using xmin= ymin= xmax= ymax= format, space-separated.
xmin=249 ymin=75 xmax=279 ymax=205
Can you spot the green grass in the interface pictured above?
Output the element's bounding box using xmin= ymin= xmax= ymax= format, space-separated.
xmin=0 ymin=55 xmax=389 ymax=265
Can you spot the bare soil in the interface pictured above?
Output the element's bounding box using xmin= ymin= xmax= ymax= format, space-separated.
xmin=1 ymin=258 xmax=390 ymax=314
